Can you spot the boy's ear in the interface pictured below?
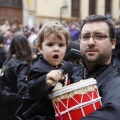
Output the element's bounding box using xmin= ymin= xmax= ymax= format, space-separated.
xmin=38 ymin=47 xmax=43 ymax=54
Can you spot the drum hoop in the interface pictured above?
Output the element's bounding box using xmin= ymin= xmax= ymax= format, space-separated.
xmin=49 ymin=79 xmax=97 ymax=99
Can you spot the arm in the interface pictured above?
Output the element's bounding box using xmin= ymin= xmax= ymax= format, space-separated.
xmin=82 ymin=75 xmax=120 ymax=120
xmin=27 ymin=63 xmax=63 ymax=100
xmin=16 ymin=62 xmax=30 ymax=95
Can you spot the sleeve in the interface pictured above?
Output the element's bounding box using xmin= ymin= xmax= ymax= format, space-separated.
xmin=15 ymin=62 xmax=30 ymax=95
xmin=81 ymin=103 xmax=120 ymax=120
xmin=27 ymin=65 xmax=54 ymax=100
xmin=81 ymin=76 xmax=120 ymax=120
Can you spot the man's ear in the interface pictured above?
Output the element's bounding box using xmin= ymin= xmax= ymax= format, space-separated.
xmin=111 ymin=39 xmax=116 ymax=50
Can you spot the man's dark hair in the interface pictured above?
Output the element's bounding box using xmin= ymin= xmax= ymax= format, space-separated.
xmin=80 ymin=15 xmax=116 ymax=41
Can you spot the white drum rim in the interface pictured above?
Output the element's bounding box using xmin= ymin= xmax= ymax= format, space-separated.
xmin=49 ymin=79 xmax=97 ymax=99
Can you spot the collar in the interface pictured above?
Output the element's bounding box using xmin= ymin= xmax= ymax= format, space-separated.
xmin=84 ymin=64 xmax=111 ymax=79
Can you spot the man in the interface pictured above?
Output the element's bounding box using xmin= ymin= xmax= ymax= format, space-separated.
xmin=78 ymin=15 xmax=120 ymax=119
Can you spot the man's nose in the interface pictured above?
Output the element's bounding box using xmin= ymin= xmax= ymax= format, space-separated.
xmin=88 ymin=36 xmax=96 ymax=45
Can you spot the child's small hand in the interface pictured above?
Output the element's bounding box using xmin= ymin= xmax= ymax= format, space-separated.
xmin=46 ymin=70 xmax=64 ymax=86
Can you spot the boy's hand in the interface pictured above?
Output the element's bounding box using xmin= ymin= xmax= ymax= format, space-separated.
xmin=46 ymin=70 xmax=64 ymax=86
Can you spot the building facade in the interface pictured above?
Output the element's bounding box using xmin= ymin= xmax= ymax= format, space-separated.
xmin=24 ymin=0 xmax=120 ymax=26
xmin=0 ymin=0 xmax=22 ymax=25
xmin=0 ymin=0 xmax=120 ymax=27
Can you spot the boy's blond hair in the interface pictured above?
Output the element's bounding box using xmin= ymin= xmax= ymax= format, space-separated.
xmin=37 ymin=22 xmax=70 ymax=48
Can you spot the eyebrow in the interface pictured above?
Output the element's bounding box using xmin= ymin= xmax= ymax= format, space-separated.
xmin=82 ymin=32 xmax=106 ymax=35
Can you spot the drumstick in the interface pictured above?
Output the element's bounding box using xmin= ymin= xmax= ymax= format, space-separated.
xmin=46 ymin=62 xmax=73 ymax=87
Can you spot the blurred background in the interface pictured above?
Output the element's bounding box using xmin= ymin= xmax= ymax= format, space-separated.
xmin=0 ymin=0 xmax=120 ymax=55
xmin=0 ymin=0 xmax=120 ymax=29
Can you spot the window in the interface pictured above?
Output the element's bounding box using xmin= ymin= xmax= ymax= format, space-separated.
xmin=89 ymin=0 xmax=96 ymax=15
xmin=71 ymin=0 xmax=80 ymax=17
xmin=105 ymin=0 xmax=112 ymax=15
xmin=0 ymin=0 xmax=22 ymax=24
xmin=0 ymin=0 xmax=22 ymax=8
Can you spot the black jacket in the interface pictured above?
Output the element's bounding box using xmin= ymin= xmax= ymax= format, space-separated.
xmin=16 ymin=57 xmax=72 ymax=120
xmin=0 ymin=46 xmax=6 ymax=68
xmin=0 ymin=57 xmax=30 ymax=120
xmin=77 ymin=61 xmax=120 ymax=120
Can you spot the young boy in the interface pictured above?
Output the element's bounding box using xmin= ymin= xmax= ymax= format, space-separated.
xmin=16 ymin=22 xmax=72 ymax=120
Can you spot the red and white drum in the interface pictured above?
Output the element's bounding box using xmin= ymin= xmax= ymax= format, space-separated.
xmin=49 ymin=78 xmax=102 ymax=120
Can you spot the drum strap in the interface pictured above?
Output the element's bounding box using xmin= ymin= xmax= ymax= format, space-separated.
xmin=64 ymin=74 xmax=68 ymax=86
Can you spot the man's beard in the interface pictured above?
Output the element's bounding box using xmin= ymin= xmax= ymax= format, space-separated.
xmin=82 ymin=54 xmax=105 ymax=65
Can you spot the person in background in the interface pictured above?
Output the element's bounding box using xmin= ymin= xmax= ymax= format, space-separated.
xmin=64 ymin=41 xmax=81 ymax=67
xmin=0 ymin=20 xmax=11 ymax=34
xmin=112 ymin=27 xmax=120 ymax=73
xmin=0 ymin=34 xmax=32 ymax=120
xmin=76 ymin=15 xmax=120 ymax=120
xmin=105 ymin=12 xmax=112 ymax=19
xmin=28 ymin=27 xmax=38 ymax=62
xmin=16 ymin=21 xmax=72 ymax=120
xmin=64 ymin=40 xmax=84 ymax=84
xmin=0 ymin=34 xmax=7 ymax=69
xmin=69 ymin=24 xmax=80 ymax=41
xmin=28 ymin=28 xmax=37 ymax=47
xmin=0 ymin=34 xmax=7 ymax=118
xmin=4 ymin=30 xmax=14 ymax=51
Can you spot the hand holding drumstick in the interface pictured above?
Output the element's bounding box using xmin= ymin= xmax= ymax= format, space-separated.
xmin=46 ymin=62 xmax=73 ymax=87
xmin=46 ymin=70 xmax=65 ymax=87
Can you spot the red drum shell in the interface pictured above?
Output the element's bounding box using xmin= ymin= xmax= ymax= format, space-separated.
xmin=49 ymin=78 xmax=102 ymax=120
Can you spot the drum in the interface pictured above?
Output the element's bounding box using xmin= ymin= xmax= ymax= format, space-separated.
xmin=49 ymin=78 xmax=102 ymax=120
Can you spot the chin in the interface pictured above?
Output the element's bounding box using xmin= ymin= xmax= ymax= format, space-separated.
xmin=51 ymin=62 xmax=60 ymax=66
xmin=86 ymin=58 xmax=97 ymax=63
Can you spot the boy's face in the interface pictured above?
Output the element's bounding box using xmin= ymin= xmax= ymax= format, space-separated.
xmin=39 ymin=33 xmax=67 ymax=66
